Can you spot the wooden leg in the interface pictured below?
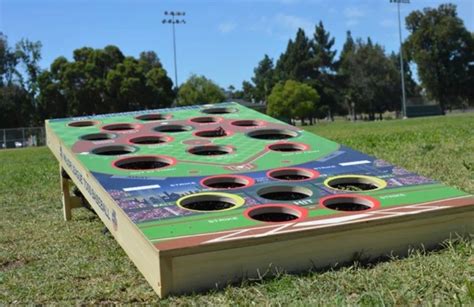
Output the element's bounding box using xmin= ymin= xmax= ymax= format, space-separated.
xmin=60 ymin=165 xmax=73 ymax=221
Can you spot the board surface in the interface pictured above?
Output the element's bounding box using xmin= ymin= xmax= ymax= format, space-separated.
xmin=46 ymin=102 xmax=474 ymax=296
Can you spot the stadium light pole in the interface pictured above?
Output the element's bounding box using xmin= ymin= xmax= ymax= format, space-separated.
xmin=390 ymin=0 xmax=409 ymax=119
xmin=163 ymin=11 xmax=186 ymax=90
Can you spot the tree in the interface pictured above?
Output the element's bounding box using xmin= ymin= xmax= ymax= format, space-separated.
xmin=275 ymin=28 xmax=313 ymax=82
xmin=251 ymin=54 xmax=275 ymax=102
xmin=404 ymin=3 xmax=474 ymax=111
xmin=267 ymin=80 xmax=319 ymax=124
xmin=338 ymin=38 xmax=400 ymax=120
xmin=38 ymin=46 xmax=174 ymax=119
xmin=176 ymin=74 xmax=225 ymax=106
xmin=310 ymin=21 xmax=340 ymax=120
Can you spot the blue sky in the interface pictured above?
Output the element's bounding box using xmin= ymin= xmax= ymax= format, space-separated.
xmin=1 ymin=0 xmax=473 ymax=89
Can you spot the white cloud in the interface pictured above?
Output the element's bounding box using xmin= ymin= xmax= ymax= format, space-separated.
xmin=218 ymin=22 xmax=237 ymax=34
xmin=274 ymin=13 xmax=313 ymax=34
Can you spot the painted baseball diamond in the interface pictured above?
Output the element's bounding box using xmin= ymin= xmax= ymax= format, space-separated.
xmin=48 ymin=102 xmax=472 ymax=251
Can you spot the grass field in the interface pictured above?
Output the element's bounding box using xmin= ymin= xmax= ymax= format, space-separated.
xmin=1 ymin=114 xmax=473 ymax=304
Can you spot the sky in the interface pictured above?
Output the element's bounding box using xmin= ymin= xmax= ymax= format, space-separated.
xmin=1 ymin=0 xmax=473 ymax=90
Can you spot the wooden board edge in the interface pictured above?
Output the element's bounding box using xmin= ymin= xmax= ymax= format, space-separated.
xmin=167 ymin=209 xmax=474 ymax=295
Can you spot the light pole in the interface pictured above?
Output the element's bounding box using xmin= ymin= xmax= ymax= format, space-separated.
xmin=390 ymin=0 xmax=409 ymax=119
xmin=162 ymin=11 xmax=186 ymax=90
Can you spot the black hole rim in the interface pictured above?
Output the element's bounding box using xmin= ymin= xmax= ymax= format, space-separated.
xmin=322 ymin=196 xmax=376 ymax=212
xmin=326 ymin=176 xmax=384 ymax=192
xmin=80 ymin=133 xmax=116 ymax=141
xmin=201 ymin=107 xmax=238 ymax=114
xmin=190 ymin=116 xmax=219 ymax=123
xmin=179 ymin=195 xmax=239 ymax=212
xmin=189 ymin=145 xmax=233 ymax=156
xmin=247 ymin=129 xmax=298 ymax=140
xmin=231 ymin=120 xmax=261 ymax=127
xmin=268 ymin=168 xmax=316 ymax=181
xmin=91 ymin=145 xmax=136 ymax=156
xmin=68 ymin=120 xmax=97 ymax=127
xmin=257 ymin=186 xmax=313 ymax=201
xmin=114 ymin=156 xmax=174 ymax=170
xmin=135 ymin=113 xmax=169 ymax=121
xmin=201 ymin=176 xmax=252 ymax=190
xmin=154 ymin=125 xmax=193 ymax=133
xmin=129 ymin=135 xmax=169 ymax=145
xmin=247 ymin=206 xmax=302 ymax=223
xmin=195 ymin=129 xmax=229 ymax=138
xmin=102 ymin=123 xmax=138 ymax=131
xmin=268 ymin=143 xmax=306 ymax=152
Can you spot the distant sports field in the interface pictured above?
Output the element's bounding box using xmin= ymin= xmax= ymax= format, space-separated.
xmin=1 ymin=113 xmax=473 ymax=304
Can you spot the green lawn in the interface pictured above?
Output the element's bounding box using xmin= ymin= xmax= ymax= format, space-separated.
xmin=1 ymin=114 xmax=473 ymax=304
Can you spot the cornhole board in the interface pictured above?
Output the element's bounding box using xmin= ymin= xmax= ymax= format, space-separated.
xmin=45 ymin=102 xmax=474 ymax=297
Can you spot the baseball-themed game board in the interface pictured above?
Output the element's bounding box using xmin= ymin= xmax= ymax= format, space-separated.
xmin=46 ymin=102 xmax=474 ymax=297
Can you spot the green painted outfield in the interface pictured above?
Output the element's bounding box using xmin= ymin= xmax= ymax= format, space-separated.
xmin=48 ymin=104 xmax=339 ymax=177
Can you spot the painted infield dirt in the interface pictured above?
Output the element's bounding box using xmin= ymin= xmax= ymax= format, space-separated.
xmin=48 ymin=102 xmax=474 ymax=251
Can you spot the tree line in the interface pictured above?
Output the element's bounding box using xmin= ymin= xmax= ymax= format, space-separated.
xmin=236 ymin=3 xmax=473 ymax=122
xmin=0 ymin=3 xmax=472 ymax=128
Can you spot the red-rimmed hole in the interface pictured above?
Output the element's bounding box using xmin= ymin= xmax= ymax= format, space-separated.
xmin=189 ymin=145 xmax=233 ymax=156
xmin=195 ymin=127 xmax=229 ymax=138
xmin=245 ymin=204 xmax=308 ymax=223
xmin=102 ymin=123 xmax=138 ymax=131
xmin=129 ymin=135 xmax=170 ymax=145
xmin=114 ymin=155 xmax=175 ymax=170
xmin=320 ymin=194 xmax=380 ymax=212
xmin=268 ymin=142 xmax=308 ymax=152
xmin=135 ymin=113 xmax=170 ymax=121
xmin=201 ymin=175 xmax=254 ymax=189
xmin=231 ymin=120 xmax=262 ymax=127
xmin=68 ymin=120 xmax=97 ymax=127
xmin=154 ymin=124 xmax=192 ymax=133
xmin=190 ymin=116 xmax=219 ymax=123
xmin=267 ymin=168 xmax=319 ymax=181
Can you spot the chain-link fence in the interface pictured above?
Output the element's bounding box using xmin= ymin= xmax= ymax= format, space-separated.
xmin=0 ymin=127 xmax=46 ymax=149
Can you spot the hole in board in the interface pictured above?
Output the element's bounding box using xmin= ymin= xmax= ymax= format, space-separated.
xmin=178 ymin=193 xmax=244 ymax=212
xmin=326 ymin=176 xmax=386 ymax=191
xmin=154 ymin=125 xmax=192 ymax=133
xmin=68 ymin=120 xmax=97 ymax=127
xmin=247 ymin=205 xmax=305 ymax=223
xmin=129 ymin=135 xmax=169 ymax=145
xmin=114 ymin=156 xmax=174 ymax=170
xmin=80 ymin=133 xmax=116 ymax=141
xmin=321 ymin=195 xmax=378 ymax=212
xmin=190 ymin=116 xmax=219 ymax=123
xmin=189 ymin=145 xmax=232 ymax=156
xmin=201 ymin=175 xmax=253 ymax=189
xmin=268 ymin=143 xmax=307 ymax=152
xmin=92 ymin=145 xmax=135 ymax=156
xmin=231 ymin=120 xmax=261 ymax=127
xmin=102 ymin=123 xmax=138 ymax=131
xmin=257 ymin=185 xmax=312 ymax=201
xmin=247 ymin=129 xmax=297 ymax=140
xmin=135 ymin=113 xmax=170 ymax=121
xmin=195 ymin=127 xmax=228 ymax=138
xmin=267 ymin=168 xmax=317 ymax=181
xmin=201 ymin=107 xmax=238 ymax=114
